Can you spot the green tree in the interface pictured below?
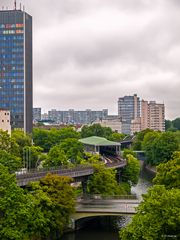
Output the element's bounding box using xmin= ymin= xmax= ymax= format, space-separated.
xmin=121 ymin=154 xmax=140 ymax=186
xmin=165 ymin=119 xmax=172 ymax=131
xmin=120 ymin=185 xmax=180 ymax=240
xmin=87 ymin=165 xmax=129 ymax=196
xmin=155 ymin=132 xmax=179 ymax=164
xmin=122 ymin=149 xmax=137 ymax=159
xmin=153 ymin=152 xmax=180 ymax=189
xmin=143 ymin=132 xmax=179 ymax=165
xmin=0 ymin=165 xmax=31 ymax=239
xmin=84 ymin=152 xmax=101 ymax=164
xmin=81 ymin=124 xmax=113 ymax=139
xmin=142 ymin=131 xmax=160 ymax=165
xmin=174 ymin=131 xmax=180 ymax=145
xmin=37 ymin=174 xmax=75 ymax=238
xmin=133 ymin=129 xmax=154 ymax=150
xmin=26 ymin=182 xmax=54 ymax=239
xmin=108 ymin=132 xmax=125 ymax=142
xmin=44 ymin=145 xmax=68 ymax=167
xmin=0 ymin=129 xmax=20 ymax=156
xmin=33 ymin=128 xmax=54 ymax=152
xmin=12 ymin=130 xmax=32 ymax=157
xmin=23 ymin=145 xmax=43 ymax=169
xmin=172 ymin=118 xmax=180 ymax=130
xmin=0 ymin=150 xmax=22 ymax=172
xmin=33 ymin=127 xmax=80 ymax=152
xmin=59 ymin=138 xmax=84 ymax=164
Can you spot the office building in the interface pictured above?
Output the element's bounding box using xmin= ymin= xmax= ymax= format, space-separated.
xmin=0 ymin=6 xmax=32 ymax=133
xmin=48 ymin=109 xmax=108 ymax=124
xmin=33 ymin=108 xmax=41 ymax=122
xmin=118 ymin=94 xmax=140 ymax=134
xmin=0 ymin=109 xmax=11 ymax=134
xmin=141 ymin=100 xmax=165 ymax=132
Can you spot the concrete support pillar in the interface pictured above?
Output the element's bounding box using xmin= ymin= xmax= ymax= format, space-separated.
xmin=82 ymin=179 xmax=88 ymax=194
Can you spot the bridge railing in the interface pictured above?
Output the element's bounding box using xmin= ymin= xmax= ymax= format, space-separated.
xmin=79 ymin=194 xmax=137 ymax=200
xmin=16 ymin=160 xmax=126 ymax=178
xmin=16 ymin=164 xmax=94 ymax=179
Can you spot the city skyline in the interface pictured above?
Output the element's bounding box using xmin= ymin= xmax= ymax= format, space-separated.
xmin=1 ymin=0 xmax=180 ymax=119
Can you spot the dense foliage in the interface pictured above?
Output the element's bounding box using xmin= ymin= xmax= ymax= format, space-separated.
xmin=142 ymin=131 xmax=179 ymax=165
xmin=121 ymin=154 xmax=140 ymax=186
xmin=153 ymin=151 xmax=180 ymax=189
xmin=12 ymin=130 xmax=32 ymax=157
xmin=120 ymin=185 xmax=180 ymax=240
xmin=0 ymin=129 xmax=20 ymax=157
xmin=87 ymin=165 xmax=130 ymax=196
xmin=122 ymin=149 xmax=137 ymax=159
xmin=0 ymin=165 xmax=75 ymax=240
xmin=33 ymin=127 xmax=80 ymax=152
xmin=29 ymin=174 xmax=75 ymax=238
xmin=120 ymin=150 xmax=180 ymax=240
xmin=81 ymin=124 xmax=113 ymax=139
xmin=132 ymin=129 xmax=154 ymax=150
xmin=165 ymin=117 xmax=180 ymax=131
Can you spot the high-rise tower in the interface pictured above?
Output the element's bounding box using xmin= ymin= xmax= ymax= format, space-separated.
xmin=0 ymin=6 xmax=32 ymax=133
xmin=118 ymin=94 xmax=140 ymax=134
xmin=141 ymin=100 xmax=165 ymax=132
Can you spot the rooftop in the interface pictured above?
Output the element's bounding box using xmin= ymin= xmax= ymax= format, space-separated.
xmin=79 ymin=136 xmax=120 ymax=146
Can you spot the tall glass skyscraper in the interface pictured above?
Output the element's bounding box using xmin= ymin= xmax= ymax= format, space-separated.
xmin=0 ymin=8 xmax=32 ymax=133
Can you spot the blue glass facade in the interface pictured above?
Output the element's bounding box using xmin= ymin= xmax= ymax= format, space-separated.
xmin=0 ymin=10 xmax=32 ymax=133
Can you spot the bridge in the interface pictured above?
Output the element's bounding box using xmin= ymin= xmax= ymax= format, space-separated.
xmin=74 ymin=195 xmax=140 ymax=219
xmin=16 ymin=161 xmax=126 ymax=186
xmin=69 ymin=195 xmax=140 ymax=230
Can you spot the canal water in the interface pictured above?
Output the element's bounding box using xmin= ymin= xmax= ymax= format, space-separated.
xmin=62 ymin=229 xmax=119 ymax=240
xmin=61 ymin=171 xmax=152 ymax=240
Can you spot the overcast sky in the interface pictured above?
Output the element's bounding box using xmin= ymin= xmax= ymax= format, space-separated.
xmin=1 ymin=0 xmax=180 ymax=119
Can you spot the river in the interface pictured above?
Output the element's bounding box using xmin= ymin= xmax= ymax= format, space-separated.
xmin=61 ymin=172 xmax=152 ymax=240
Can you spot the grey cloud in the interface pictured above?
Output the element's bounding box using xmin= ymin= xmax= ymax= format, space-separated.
xmin=1 ymin=0 xmax=180 ymax=119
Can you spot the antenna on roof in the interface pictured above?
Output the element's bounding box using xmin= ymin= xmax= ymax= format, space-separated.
xmin=14 ymin=0 xmax=16 ymax=10
xmin=20 ymin=2 xmax=22 ymax=10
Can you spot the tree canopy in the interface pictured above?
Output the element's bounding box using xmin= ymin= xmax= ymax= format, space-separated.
xmin=36 ymin=174 xmax=75 ymax=237
xmin=0 ymin=165 xmax=31 ymax=239
xmin=132 ymin=129 xmax=154 ymax=150
xmin=33 ymin=127 xmax=80 ymax=152
xmin=121 ymin=154 xmax=140 ymax=186
xmin=12 ymin=130 xmax=32 ymax=156
xmin=43 ymin=145 xmax=68 ymax=167
xmin=0 ymin=165 xmax=76 ymax=239
xmin=81 ymin=124 xmax=113 ymax=139
xmin=0 ymin=129 xmax=20 ymax=157
xmin=87 ymin=165 xmax=130 ymax=196
xmin=120 ymin=185 xmax=180 ymax=240
xmin=165 ymin=117 xmax=180 ymax=131
xmin=153 ymin=151 xmax=180 ymax=189
xmin=142 ymin=131 xmax=179 ymax=165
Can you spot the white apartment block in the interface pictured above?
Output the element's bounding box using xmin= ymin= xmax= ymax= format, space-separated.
xmin=93 ymin=116 xmax=122 ymax=133
xmin=131 ymin=117 xmax=141 ymax=134
xmin=0 ymin=109 xmax=11 ymax=135
xmin=141 ymin=100 xmax=165 ymax=132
